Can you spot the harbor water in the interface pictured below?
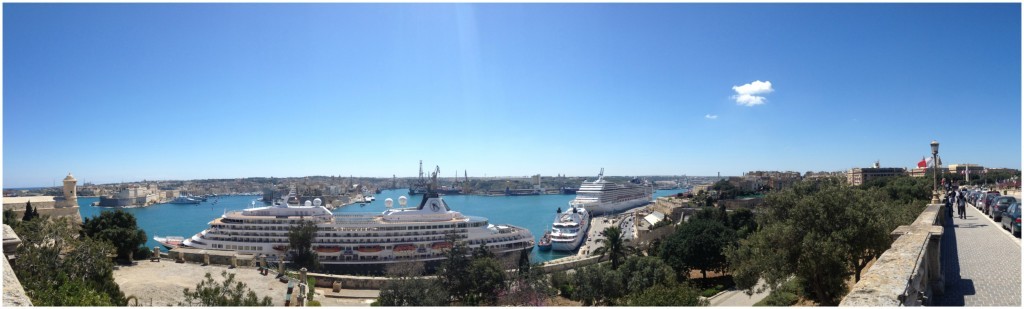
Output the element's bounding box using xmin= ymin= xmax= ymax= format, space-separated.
xmin=78 ymin=189 xmax=686 ymax=263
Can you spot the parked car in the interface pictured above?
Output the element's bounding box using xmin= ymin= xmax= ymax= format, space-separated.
xmin=974 ymin=192 xmax=991 ymax=209
xmin=991 ymin=196 xmax=1017 ymax=221
xmin=1001 ymin=202 xmax=1021 ymax=237
xmin=983 ymin=192 xmax=1002 ymax=214
xmin=971 ymin=191 xmax=984 ymax=206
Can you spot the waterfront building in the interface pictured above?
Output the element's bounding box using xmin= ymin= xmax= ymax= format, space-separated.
xmin=948 ymin=163 xmax=985 ymax=174
xmin=847 ymin=163 xmax=907 ymax=186
xmin=98 ymin=184 xmax=163 ymax=207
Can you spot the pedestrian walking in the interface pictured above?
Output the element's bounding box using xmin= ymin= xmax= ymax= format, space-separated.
xmin=957 ymin=191 xmax=967 ymax=219
xmin=946 ymin=191 xmax=954 ymax=217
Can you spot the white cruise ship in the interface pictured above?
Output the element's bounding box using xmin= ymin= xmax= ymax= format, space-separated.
xmin=182 ymin=189 xmax=534 ymax=274
xmin=549 ymin=206 xmax=590 ymax=252
xmin=569 ymin=168 xmax=653 ymax=216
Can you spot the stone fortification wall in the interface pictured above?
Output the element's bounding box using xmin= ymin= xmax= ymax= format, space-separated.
xmin=3 ymin=198 xmax=83 ymax=224
xmin=840 ymin=202 xmax=945 ymax=306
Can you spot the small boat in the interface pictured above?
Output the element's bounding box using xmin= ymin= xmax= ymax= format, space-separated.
xmin=154 ymin=235 xmax=185 ymax=249
xmin=356 ymin=245 xmax=383 ymax=253
xmin=393 ymin=244 xmax=416 ymax=252
xmin=315 ymin=245 xmax=342 ymax=253
xmin=537 ymin=231 xmax=552 ymax=251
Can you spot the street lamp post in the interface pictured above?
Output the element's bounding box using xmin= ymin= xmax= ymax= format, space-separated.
xmin=931 ymin=140 xmax=940 ymax=203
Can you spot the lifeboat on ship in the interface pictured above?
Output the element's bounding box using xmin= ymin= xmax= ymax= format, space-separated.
xmin=431 ymin=241 xmax=453 ymax=250
xmin=272 ymin=245 xmax=289 ymax=252
xmin=393 ymin=244 xmax=416 ymax=252
xmin=315 ymin=245 xmax=342 ymax=253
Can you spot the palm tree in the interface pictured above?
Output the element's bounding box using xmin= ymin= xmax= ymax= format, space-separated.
xmin=590 ymin=226 xmax=637 ymax=270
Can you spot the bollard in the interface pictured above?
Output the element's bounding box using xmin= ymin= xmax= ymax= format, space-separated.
xmin=333 ymin=280 xmax=341 ymax=292
xmin=203 ymin=253 xmax=210 ymax=266
xmin=177 ymin=251 xmax=185 ymax=263
xmin=152 ymin=246 xmax=161 ymax=262
xmin=278 ymin=260 xmax=285 ymax=275
xmin=230 ymin=255 xmax=237 ymax=269
xmin=284 ymin=281 xmax=293 ymax=307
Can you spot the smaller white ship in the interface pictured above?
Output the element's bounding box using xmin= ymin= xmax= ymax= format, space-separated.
xmin=549 ymin=206 xmax=590 ymax=252
xmin=154 ymin=235 xmax=185 ymax=249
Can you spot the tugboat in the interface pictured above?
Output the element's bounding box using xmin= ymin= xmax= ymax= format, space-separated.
xmin=538 ymin=231 xmax=552 ymax=251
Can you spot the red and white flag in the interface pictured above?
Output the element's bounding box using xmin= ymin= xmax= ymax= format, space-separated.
xmin=917 ymin=157 xmax=927 ymax=168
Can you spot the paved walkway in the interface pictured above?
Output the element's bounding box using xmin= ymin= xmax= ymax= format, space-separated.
xmin=935 ymin=200 xmax=1021 ymax=306
xmin=708 ymin=279 xmax=771 ymax=306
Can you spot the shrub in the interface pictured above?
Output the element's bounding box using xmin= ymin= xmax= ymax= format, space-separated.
xmin=133 ymin=246 xmax=152 ymax=260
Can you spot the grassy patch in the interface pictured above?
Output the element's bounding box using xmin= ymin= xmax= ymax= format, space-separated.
xmin=754 ymin=278 xmax=803 ymax=306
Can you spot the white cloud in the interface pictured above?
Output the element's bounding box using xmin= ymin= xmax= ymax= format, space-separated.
xmin=705 ymin=114 xmax=718 ymax=120
xmin=731 ymin=80 xmax=773 ymax=106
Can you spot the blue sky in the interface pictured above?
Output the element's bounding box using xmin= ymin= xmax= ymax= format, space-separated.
xmin=3 ymin=3 xmax=1021 ymax=187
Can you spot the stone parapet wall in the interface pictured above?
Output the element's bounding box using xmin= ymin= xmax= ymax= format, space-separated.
xmin=167 ymin=248 xmax=256 ymax=267
xmin=3 ymin=224 xmax=31 ymax=306
xmin=840 ymin=203 xmax=945 ymax=306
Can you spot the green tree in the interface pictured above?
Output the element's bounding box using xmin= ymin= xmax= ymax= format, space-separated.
xmin=661 ymin=218 xmax=737 ymax=279
xmin=80 ymin=210 xmax=147 ymax=261
xmin=180 ymin=271 xmax=273 ymax=306
xmin=437 ymin=234 xmax=473 ymax=303
xmin=618 ymin=256 xmax=676 ymax=294
xmin=3 ymin=209 xmax=19 ymax=228
xmin=465 ymin=256 xmax=507 ymax=305
xmin=499 ymin=267 xmax=554 ymax=306
xmin=590 ymin=226 xmax=637 ymax=270
xmin=570 ymin=265 xmax=624 ymax=306
xmin=726 ymin=178 xmax=923 ymax=305
xmin=13 ymin=216 xmax=126 ymax=306
xmin=287 ymin=220 xmax=320 ymax=271
xmin=377 ymin=277 xmax=449 ymax=306
xmin=22 ymin=200 xmax=37 ymax=221
xmin=620 ymin=284 xmax=708 ymax=306
xmin=728 ymin=208 xmax=758 ymax=238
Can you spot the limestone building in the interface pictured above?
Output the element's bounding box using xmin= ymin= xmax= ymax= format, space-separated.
xmin=847 ymin=164 xmax=907 ymax=186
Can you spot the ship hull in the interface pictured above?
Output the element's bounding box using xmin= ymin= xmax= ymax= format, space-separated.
xmin=582 ymin=197 xmax=651 ymax=216
xmin=551 ymin=237 xmax=584 ymax=252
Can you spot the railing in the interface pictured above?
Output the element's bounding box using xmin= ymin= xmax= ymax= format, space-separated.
xmin=840 ymin=202 xmax=945 ymax=306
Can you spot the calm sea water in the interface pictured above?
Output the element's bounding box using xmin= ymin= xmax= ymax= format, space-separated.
xmin=78 ymin=188 xmax=685 ymax=262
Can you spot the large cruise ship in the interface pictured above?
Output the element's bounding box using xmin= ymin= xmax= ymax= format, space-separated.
xmin=182 ymin=187 xmax=534 ymax=274
xmin=569 ymin=168 xmax=653 ymax=216
xmin=549 ymin=206 xmax=590 ymax=252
